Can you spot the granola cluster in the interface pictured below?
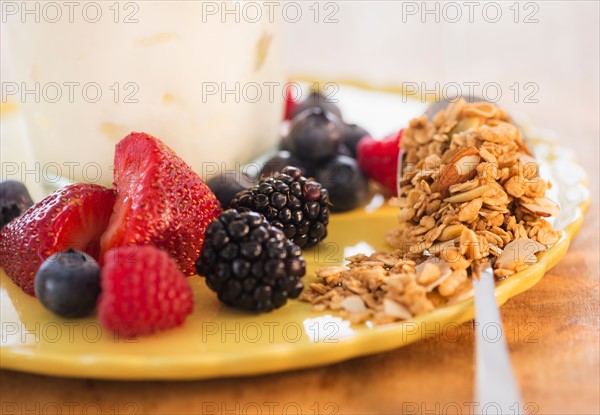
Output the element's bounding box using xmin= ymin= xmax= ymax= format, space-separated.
xmin=300 ymin=100 xmax=561 ymax=323
xmin=299 ymin=251 xmax=472 ymax=324
xmin=388 ymin=99 xmax=560 ymax=278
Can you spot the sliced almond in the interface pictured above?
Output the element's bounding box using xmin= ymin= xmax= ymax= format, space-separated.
xmin=488 ymin=244 xmax=503 ymax=256
xmin=438 ymin=146 xmax=481 ymax=197
xmin=496 ymin=237 xmax=546 ymax=269
xmin=449 ymin=178 xmax=478 ymax=195
xmin=340 ymin=295 xmax=367 ymax=313
xmin=443 ymin=184 xmax=490 ymax=204
xmin=383 ymin=299 xmax=412 ymax=320
xmin=415 ymin=258 xmax=453 ymax=292
xmin=520 ymin=197 xmax=560 ymax=217
xmin=428 ymin=238 xmax=457 ymax=255
xmin=449 ymin=117 xmax=481 ymax=135
xmin=437 ymin=224 xmax=466 ymax=241
xmin=315 ymin=266 xmax=347 ymax=285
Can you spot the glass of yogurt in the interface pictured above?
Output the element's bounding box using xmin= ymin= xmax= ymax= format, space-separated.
xmin=2 ymin=1 xmax=285 ymax=189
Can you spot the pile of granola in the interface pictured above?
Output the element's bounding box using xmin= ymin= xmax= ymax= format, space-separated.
xmin=300 ymin=251 xmax=470 ymax=324
xmin=300 ymin=99 xmax=561 ymax=323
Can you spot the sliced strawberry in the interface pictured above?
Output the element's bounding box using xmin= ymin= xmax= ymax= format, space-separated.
xmin=357 ymin=129 xmax=404 ymax=194
xmin=98 ymin=245 xmax=194 ymax=336
xmin=99 ymin=132 xmax=221 ymax=275
xmin=0 ymin=183 xmax=115 ymax=295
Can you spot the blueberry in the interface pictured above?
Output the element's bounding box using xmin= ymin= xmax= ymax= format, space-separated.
xmin=0 ymin=180 xmax=34 ymax=229
xmin=34 ymin=248 xmax=101 ymax=318
xmin=315 ymin=155 xmax=369 ymax=212
xmin=340 ymin=124 xmax=370 ymax=157
xmin=259 ymin=151 xmax=315 ymax=180
xmin=206 ymin=174 xmax=255 ymax=209
xmin=287 ymin=108 xmax=344 ymax=163
xmin=291 ymin=91 xmax=342 ymax=120
xmin=337 ymin=144 xmax=354 ymax=158
xmin=279 ymin=134 xmax=294 ymax=152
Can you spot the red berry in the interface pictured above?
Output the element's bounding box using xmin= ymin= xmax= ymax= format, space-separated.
xmin=99 ymin=132 xmax=221 ymax=275
xmin=283 ymin=83 xmax=298 ymax=120
xmin=0 ymin=183 xmax=115 ymax=295
xmin=98 ymin=245 xmax=193 ymax=337
xmin=357 ymin=129 xmax=404 ymax=194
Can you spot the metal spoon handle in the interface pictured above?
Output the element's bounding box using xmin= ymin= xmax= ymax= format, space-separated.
xmin=473 ymin=264 xmax=523 ymax=412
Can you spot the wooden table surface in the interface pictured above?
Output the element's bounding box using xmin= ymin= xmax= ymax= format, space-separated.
xmin=1 ymin=115 xmax=599 ymax=415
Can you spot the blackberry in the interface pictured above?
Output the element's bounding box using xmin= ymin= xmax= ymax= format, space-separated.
xmin=196 ymin=209 xmax=306 ymax=312
xmin=230 ymin=166 xmax=329 ymax=248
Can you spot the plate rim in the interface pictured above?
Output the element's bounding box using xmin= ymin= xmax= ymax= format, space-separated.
xmin=0 ymin=126 xmax=591 ymax=380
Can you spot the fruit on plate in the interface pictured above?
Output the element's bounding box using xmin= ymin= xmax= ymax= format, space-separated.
xmin=34 ymin=248 xmax=101 ymax=318
xmin=286 ymin=108 xmax=344 ymax=163
xmin=230 ymin=166 xmax=329 ymax=248
xmin=277 ymin=92 xmax=373 ymax=212
xmin=206 ymin=173 xmax=255 ymax=210
xmin=98 ymin=245 xmax=193 ymax=336
xmin=0 ymin=183 xmax=115 ymax=295
xmin=336 ymin=143 xmax=354 ymax=158
xmin=99 ymin=132 xmax=221 ymax=275
xmin=283 ymin=83 xmax=298 ymax=120
xmin=197 ymin=209 xmax=305 ymax=312
xmin=315 ymin=155 xmax=369 ymax=212
xmin=357 ymin=129 xmax=404 ymax=194
xmin=0 ymin=180 xmax=34 ymax=229
xmin=278 ymin=133 xmax=294 ymax=152
xmin=259 ymin=150 xmax=312 ymax=179
xmin=291 ymin=90 xmax=343 ymax=120
xmin=340 ymin=123 xmax=371 ymax=158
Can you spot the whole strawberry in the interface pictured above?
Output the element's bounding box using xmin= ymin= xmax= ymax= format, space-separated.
xmin=0 ymin=183 xmax=115 ymax=295
xmin=98 ymin=245 xmax=193 ymax=336
xmin=100 ymin=132 xmax=221 ymax=275
xmin=357 ymin=129 xmax=404 ymax=194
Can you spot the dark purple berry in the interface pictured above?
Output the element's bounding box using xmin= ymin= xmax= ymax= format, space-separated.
xmin=206 ymin=174 xmax=255 ymax=210
xmin=259 ymin=151 xmax=313 ymax=178
xmin=231 ymin=168 xmax=329 ymax=248
xmin=34 ymin=248 xmax=100 ymax=318
xmin=316 ymin=155 xmax=369 ymax=212
xmin=341 ymin=124 xmax=370 ymax=157
xmin=287 ymin=108 xmax=344 ymax=163
xmin=303 ymin=181 xmax=322 ymax=202
xmin=291 ymin=91 xmax=342 ymax=120
xmin=197 ymin=209 xmax=306 ymax=312
xmin=0 ymin=180 xmax=33 ymax=229
xmin=337 ymin=144 xmax=354 ymax=158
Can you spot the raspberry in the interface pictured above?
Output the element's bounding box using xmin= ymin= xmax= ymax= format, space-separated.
xmin=98 ymin=245 xmax=194 ymax=336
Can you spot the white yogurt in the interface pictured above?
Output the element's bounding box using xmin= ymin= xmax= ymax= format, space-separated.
xmin=3 ymin=2 xmax=284 ymax=186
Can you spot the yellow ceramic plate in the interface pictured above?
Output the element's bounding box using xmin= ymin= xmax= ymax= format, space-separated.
xmin=0 ymin=132 xmax=590 ymax=380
